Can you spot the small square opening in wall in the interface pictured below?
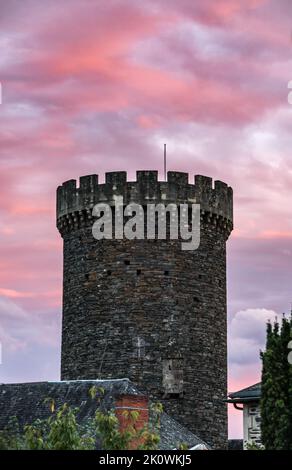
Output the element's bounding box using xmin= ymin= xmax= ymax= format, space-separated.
xmin=193 ymin=296 xmax=200 ymax=303
xmin=164 ymin=270 xmax=169 ymax=276
xmin=124 ymin=260 xmax=130 ymax=266
xmin=107 ymin=270 xmax=112 ymax=276
xmin=162 ymin=359 xmax=183 ymax=398
xmin=86 ymin=272 xmax=97 ymax=282
xmin=137 ymin=269 xmax=141 ymax=276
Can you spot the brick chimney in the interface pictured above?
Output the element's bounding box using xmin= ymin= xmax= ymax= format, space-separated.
xmin=115 ymin=395 xmax=149 ymax=449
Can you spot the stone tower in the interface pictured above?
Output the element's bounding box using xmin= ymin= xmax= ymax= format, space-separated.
xmin=56 ymin=171 xmax=233 ymax=449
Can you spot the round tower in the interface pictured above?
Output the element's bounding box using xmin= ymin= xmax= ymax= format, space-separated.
xmin=56 ymin=170 xmax=233 ymax=449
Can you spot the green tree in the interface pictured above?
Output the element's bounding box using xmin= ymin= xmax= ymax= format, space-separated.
xmin=260 ymin=315 xmax=292 ymax=449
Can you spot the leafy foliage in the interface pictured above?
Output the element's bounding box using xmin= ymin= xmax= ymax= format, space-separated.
xmin=260 ymin=315 xmax=292 ymax=449
xmin=245 ymin=441 xmax=264 ymax=450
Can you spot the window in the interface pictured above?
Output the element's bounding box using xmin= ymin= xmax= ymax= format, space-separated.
xmin=162 ymin=359 xmax=183 ymax=397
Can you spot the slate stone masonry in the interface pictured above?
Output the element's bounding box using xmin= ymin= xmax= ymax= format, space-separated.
xmin=56 ymin=170 xmax=233 ymax=449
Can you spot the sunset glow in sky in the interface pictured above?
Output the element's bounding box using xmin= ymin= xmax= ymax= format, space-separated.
xmin=1 ymin=0 xmax=292 ymax=438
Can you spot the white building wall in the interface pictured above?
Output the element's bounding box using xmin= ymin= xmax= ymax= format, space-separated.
xmin=243 ymin=402 xmax=261 ymax=449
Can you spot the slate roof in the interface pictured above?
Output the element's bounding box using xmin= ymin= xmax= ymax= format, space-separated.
xmin=228 ymin=382 xmax=261 ymax=403
xmin=159 ymin=413 xmax=209 ymax=450
xmin=0 ymin=379 xmax=208 ymax=450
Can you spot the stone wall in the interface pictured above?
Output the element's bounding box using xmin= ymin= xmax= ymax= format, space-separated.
xmin=56 ymin=170 xmax=233 ymax=449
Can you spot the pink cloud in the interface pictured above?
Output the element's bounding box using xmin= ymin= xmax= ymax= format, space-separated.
xmin=0 ymin=288 xmax=36 ymax=299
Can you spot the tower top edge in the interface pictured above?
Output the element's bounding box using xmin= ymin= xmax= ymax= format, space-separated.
xmin=57 ymin=171 xmax=232 ymax=190
xmin=56 ymin=170 xmax=233 ymax=224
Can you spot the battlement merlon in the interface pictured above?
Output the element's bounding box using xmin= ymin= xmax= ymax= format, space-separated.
xmin=56 ymin=170 xmax=233 ymax=225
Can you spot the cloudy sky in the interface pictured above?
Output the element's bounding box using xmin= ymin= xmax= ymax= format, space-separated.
xmin=0 ymin=0 xmax=292 ymax=438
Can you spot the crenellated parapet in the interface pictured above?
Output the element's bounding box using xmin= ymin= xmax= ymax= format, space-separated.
xmin=56 ymin=171 xmax=233 ymax=236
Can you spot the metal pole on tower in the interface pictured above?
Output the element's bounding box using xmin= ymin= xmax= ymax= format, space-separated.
xmin=164 ymin=143 xmax=166 ymax=181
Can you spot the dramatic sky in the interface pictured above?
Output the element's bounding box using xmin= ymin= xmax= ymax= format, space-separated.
xmin=0 ymin=0 xmax=292 ymax=438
